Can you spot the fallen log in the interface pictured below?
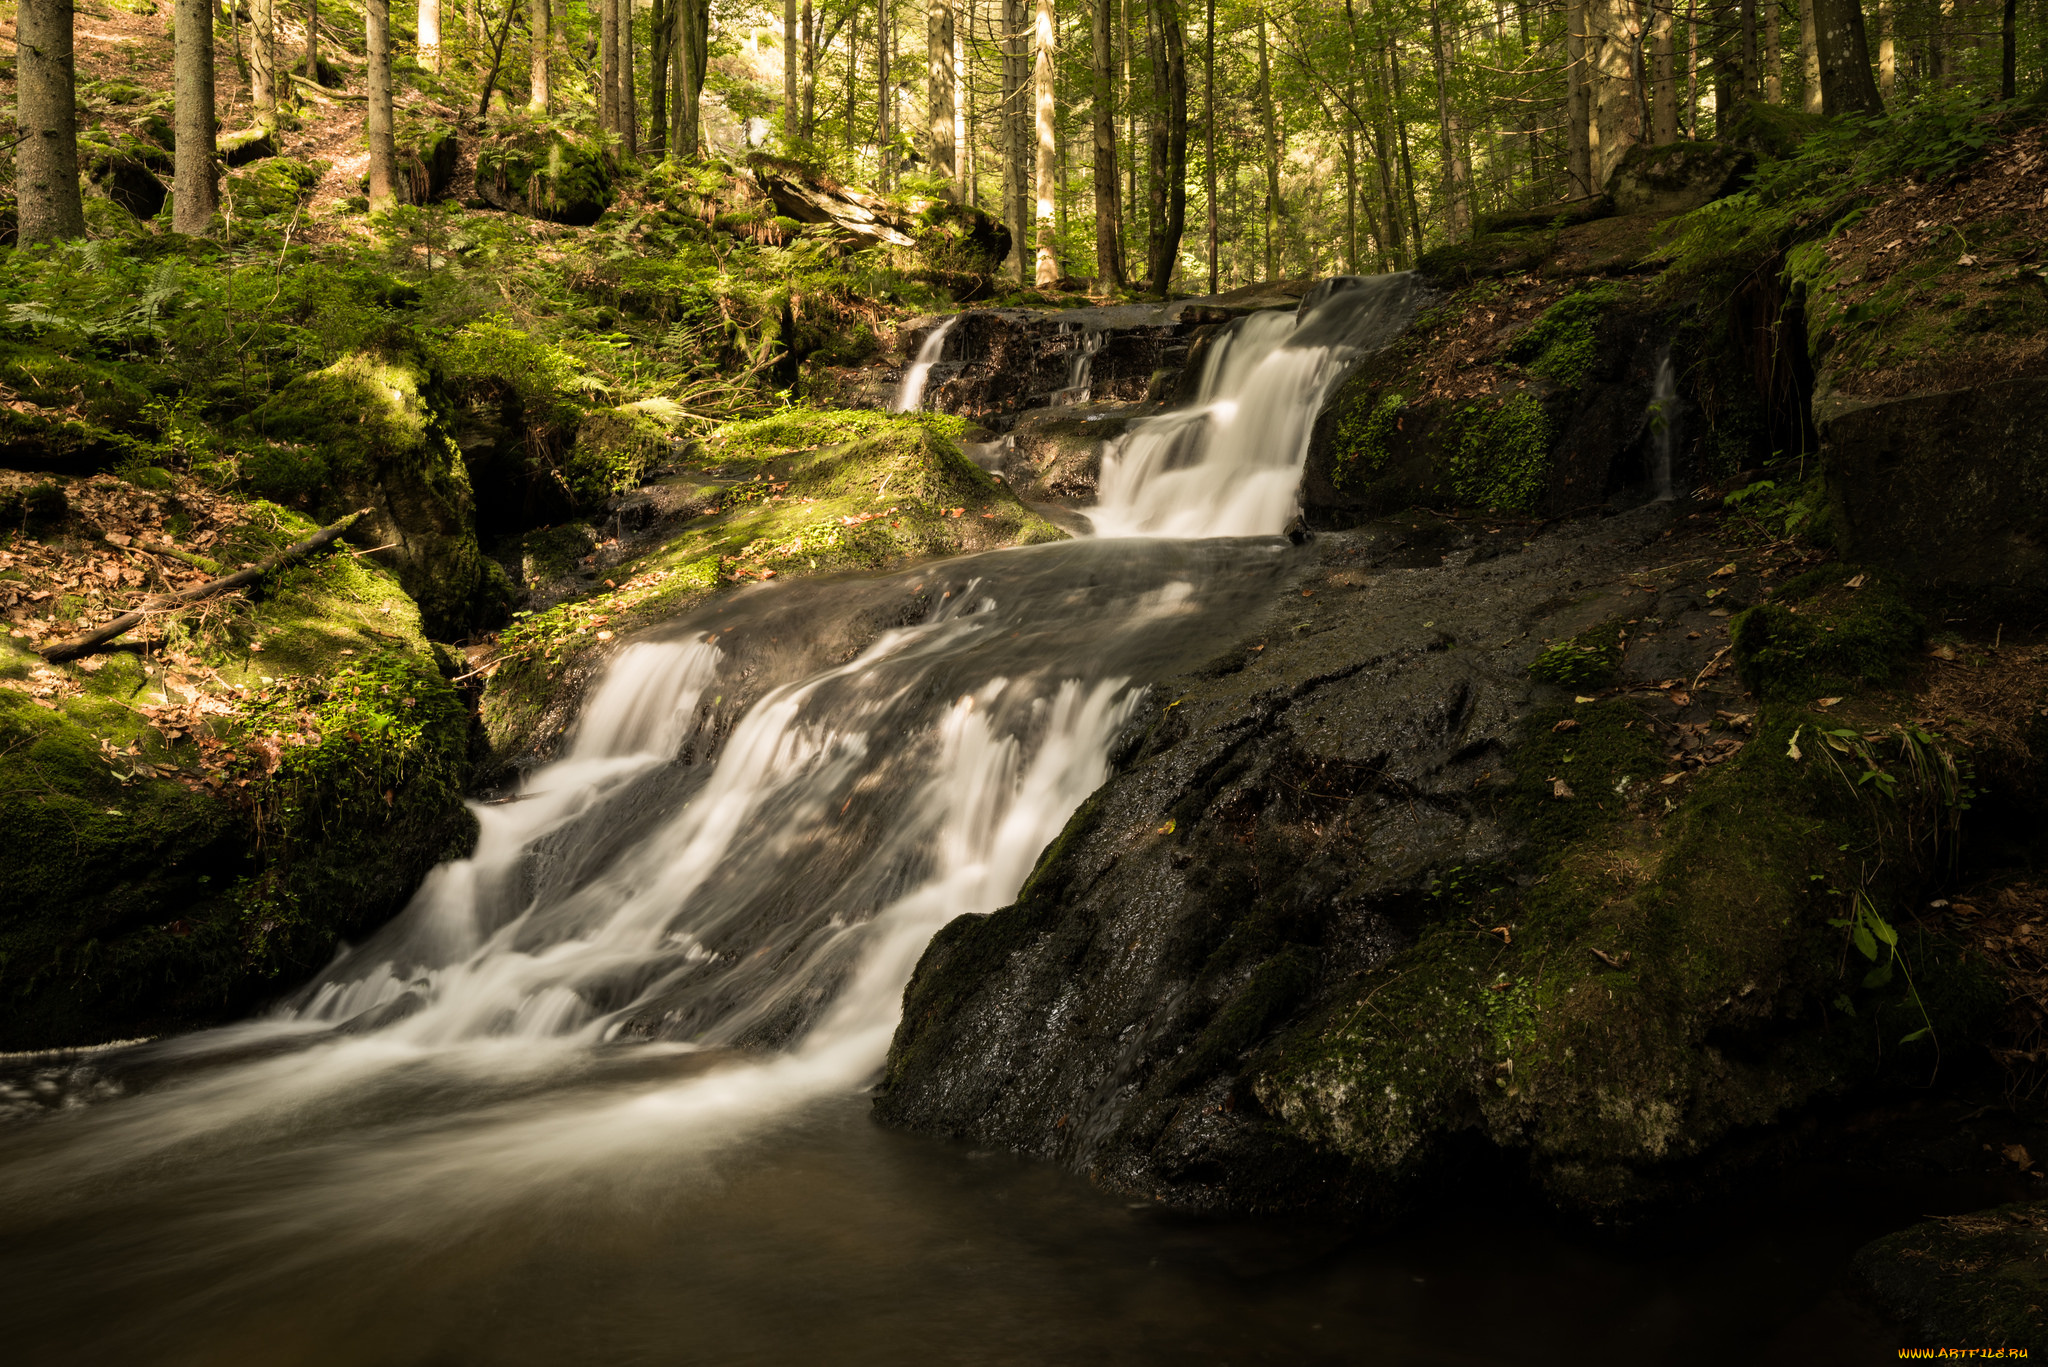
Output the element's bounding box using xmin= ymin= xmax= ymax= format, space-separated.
xmin=40 ymin=509 xmax=372 ymax=665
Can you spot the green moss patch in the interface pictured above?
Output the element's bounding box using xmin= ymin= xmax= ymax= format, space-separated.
xmin=1504 ymin=284 xmax=1627 ymax=387
xmin=1731 ymin=566 xmax=1924 ymax=701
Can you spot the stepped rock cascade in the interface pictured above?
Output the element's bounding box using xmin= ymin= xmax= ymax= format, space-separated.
xmin=1091 ymin=273 xmax=1430 ymax=539
xmin=891 ymin=316 xmax=959 ymax=413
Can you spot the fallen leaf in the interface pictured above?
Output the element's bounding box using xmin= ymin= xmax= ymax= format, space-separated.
xmin=2004 ymin=1143 xmax=2033 ymax=1170
xmin=1551 ymin=777 xmax=1575 ymax=799
xmin=1844 ymin=573 xmax=1867 ymax=589
xmin=1590 ymin=948 xmax=1633 ymax=970
xmin=1667 ymin=690 xmax=1692 ymax=706
xmin=1787 ymin=726 xmax=1804 ymax=760
xmin=595 ymin=630 xmax=614 ymax=641
xmin=1156 ymin=819 xmax=1176 ymax=835
xmin=1710 ymin=562 xmax=1737 ymax=578
xmin=1927 ymin=643 xmax=1957 ymax=660
xmin=1816 ymin=696 xmax=1843 ymax=708
xmin=1552 ymin=719 xmax=1579 ymax=732
xmin=1574 ymin=694 xmax=1595 ymax=704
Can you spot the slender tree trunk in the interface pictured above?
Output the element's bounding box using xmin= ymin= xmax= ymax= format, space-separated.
xmin=530 ymin=0 xmax=552 ymax=107
xmin=1143 ymin=0 xmax=1185 ymax=294
xmin=1427 ymin=0 xmax=1469 ymax=238
xmin=1123 ymin=0 xmax=1137 ymax=257
xmin=1567 ymin=0 xmax=1592 ymax=196
xmin=802 ymin=0 xmax=818 ymax=140
xmin=1034 ymin=0 xmax=1059 ymax=285
xmin=1342 ymin=127 xmax=1358 ymax=273
xmin=1741 ymin=0 xmax=1758 ymax=97
xmin=417 ymin=0 xmax=440 ymax=72
xmin=929 ymin=0 xmax=957 ymax=184
xmin=173 ymin=0 xmax=219 ymax=234
xmin=784 ymin=0 xmax=799 ymax=142
xmin=648 ymin=0 xmax=668 ymax=150
xmin=1813 ymin=0 xmax=1882 ymax=113
xmin=17 ymin=0 xmax=87 ymax=242
xmin=1652 ymin=0 xmax=1679 ymax=141
xmin=600 ymin=0 xmax=620 ymax=134
xmin=1800 ymin=0 xmax=1823 ymax=110
xmin=366 ymin=0 xmax=397 ymax=212
xmin=1205 ymin=0 xmax=1217 ymax=293
xmin=1874 ymin=0 xmax=1893 ymax=99
xmin=878 ymin=0 xmax=893 ymax=188
xmin=252 ymin=0 xmax=280 ymax=118
xmin=305 ymin=0 xmax=320 ymax=78
xmin=671 ymin=0 xmax=707 ymax=157
xmin=845 ymin=14 xmax=859 ymax=160
xmin=1257 ymin=9 xmax=1280 ymax=280
xmin=2001 ymin=0 xmax=2017 ymax=98
xmin=1389 ymin=37 xmax=1423 ymax=251
xmin=622 ymin=0 xmax=637 ymax=156
xmin=1766 ymin=0 xmax=1785 ymax=101
xmin=1144 ymin=0 xmax=1166 ymax=276
xmin=1001 ymin=0 xmax=1026 ymax=278
xmin=1092 ymin=0 xmax=1126 ymax=287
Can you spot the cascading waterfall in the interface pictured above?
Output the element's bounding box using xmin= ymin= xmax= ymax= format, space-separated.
xmin=1647 ymin=351 xmax=1678 ymax=502
xmin=1090 ymin=273 xmax=1431 ymax=539
xmin=890 ymin=317 xmax=959 ymax=413
xmin=1049 ymin=327 xmax=1104 ymax=406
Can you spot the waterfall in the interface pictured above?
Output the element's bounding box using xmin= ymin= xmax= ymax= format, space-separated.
xmin=1647 ymin=351 xmax=1678 ymax=502
xmin=1088 ymin=272 xmax=1431 ymax=539
xmin=1049 ymin=327 xmax=1104 ymax=406
xmin=891 ymin=317 xmax=959 ymax=413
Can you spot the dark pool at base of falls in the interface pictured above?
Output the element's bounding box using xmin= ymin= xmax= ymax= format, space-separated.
xmin=0 ymin=1079 xmax=1903 ymax=1367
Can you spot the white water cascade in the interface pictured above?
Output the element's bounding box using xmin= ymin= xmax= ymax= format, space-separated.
xmin=1647 ymin=351 xmax=1679 ymax=502
xmin=891 ymin=316 xmax=959 ymax=413
xmin=1090 ymin=273 xmax=1431 ymax=538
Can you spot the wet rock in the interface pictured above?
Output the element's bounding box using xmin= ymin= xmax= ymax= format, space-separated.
xmin=1822 ymin=378 xmax=2048 ymax=624
xmin=1001 ymin=404 xmax=1136 ymax=502
xmin=1856 ymin=1202 xmax=2048 ymax=1353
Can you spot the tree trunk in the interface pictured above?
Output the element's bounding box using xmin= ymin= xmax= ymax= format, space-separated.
xmin=1766 ymin=0 xmax=1785 ymax=101
xmin=1388 ymin=36 xmax=1423 ymax=252
xmin=1800 ymin=0 xmax=1823 ymax=112
xmin=1342 ymin=127 xmax=1357 ymax=274
xmin=622 ymin=0 xmax=637 ymax=156
xmin=1566 ymin=0 xmax=1592 ymax=197
xmin=878 ymin=0 xmax=892 ymax=189
xmin=1257 ymin=10 xmax=1279 ymax=281
xmin=1813 ymin=0 xmax=1882 ymax=114
xmin=648 ymin=0 xmax=667 ymax=151
xmin=305 ymin=0 xmax=319 ymax=78
xmin=173 ymin=0 xmax=218 ymax=234
xmin=1587 ymin=0 xmax=1639 ymax=189
xmin=530 ymin=0 xmax=552 ymax=108
xmin=2001 ymin=0 xmax=2017 ymax=99
xmin=670 ymin=0 xmax=706 ymax=157
xmin=1092 ymin=0 xmax=1126 ymax=287
xmin=1651 ymin=0 xmax=1678 ymax=142
xmin=802 ymin=0 xmax=818 ymax=141
xmin=1873 ymin=0 xmax=1893 ymax=99
xmin=1144 ymin=0 xmax=1166 ymax=277
xmin=1204 ymin=0 xmax=1217 ymax=293
xmin=1143 ymin=0 xmax=1185 ymax=294
xmin=784 ymin=0 xmax=799 ymax=143
xmin=929 ymin=0 xmax=956 ymax=185
xmin=1034 ymin=0 xmax=1059 ymax=286
xmin=416 ymin=0 xmax=439 ymax=73
xmin=252 ymin=0 xmax=279 ymax=117
xmin=366 ymin=0 xmax=397 ymax=212
xmin=17 ymin=0 xmax=87 ymax=243
xmin=1740 ymin=0 xmax=1758 ymax=97
xmin=1427 ymin=0 xmax=1469 ymax=239
xmin=600 ymin=0 xmax=620 ymax=134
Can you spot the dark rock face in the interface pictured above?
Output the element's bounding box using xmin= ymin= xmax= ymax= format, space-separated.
xmin=89 ymin=155 xmax=167 ymax=219
xmin=474 ymin=130 xmax=612 ymax=226
xmin=1856 ymin=1203 xmax=2048 ymax=1353
xmin=1602 ymin=142 xmax=1754 ymax=217
xmin=876 ymin=506 xmax=1913 ymax=1217
xmin=1824 ymin=378 xmax=2048 ymax=624
xmin=398 ymin=124 xmax=460 ymax=204
xmin=996 ymin=404 xmax=1137 ymax=502
xmin=902 ymin=309 xmax=1205 ymax=425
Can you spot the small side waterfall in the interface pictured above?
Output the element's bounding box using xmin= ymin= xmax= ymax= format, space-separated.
xmin=1089 ymin=273 xmax=1430 ymax=538
xmin=1647 ymin=351 xmax=1678 ymax=502
xmin=891 ymin=317 xmax=959 ymax=413
xmin=1049 ymin=327 xmax=1105 ymax=406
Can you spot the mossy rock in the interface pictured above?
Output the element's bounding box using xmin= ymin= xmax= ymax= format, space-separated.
xmin=218 ymin=126 xmax=280 ymax=167
xmin=1730 ymin=566 xmax=1924 ymax=701
xmin=474 ymin=127 xmax=612 ymax=226
xmin=226 ymin=156 xmax=324 ymax=220
xmin=1418 ymin=227 xmax=1556 ymax=286
xmin=240 ymin=350 xmax=512 ymax=637
xmin=565 ymin=403 xmax=672 ymax=509
xmin=396 ymin=116 xmax=460 ymax=204
xmin=1855 ymin=1202 xmax=2048 ymax=1353
xmin=87 ymin=154 xmax=168 ymax=220
xmin=915 ymin=199 xmax=1012 ymax=279
xmin=0 ymin=342 xmax=159 ymax=434
xmin=1602 ymin=141 xmax=1754 ymax=217
xmin=0 ymin=514 xmax=473 ymax=1049
xmin=0 ymin=406 xmax=128 ymax=475
xmin=1726 ymin=102 xmax=1831 ymax=159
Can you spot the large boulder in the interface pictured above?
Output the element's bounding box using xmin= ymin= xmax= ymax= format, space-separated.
xmin=474 ymin=127 xmax=612 ymax=225
xmin=240 ymin=351 xmax=511 ymax=637
xmin=1602 ymin=141 xmax=1753 ymax=217
xmin=397 ymin=116 xmax=460 ymax=204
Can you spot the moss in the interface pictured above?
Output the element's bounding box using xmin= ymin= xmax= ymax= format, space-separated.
xmin=1329 ymin=391 xmax=1405 ymax=490
xmin=1527 ymin=621 xmax=1626 ymax=691
xmin=565 ymin=404 xmax=671 ymax=508
xmin=0 ymin=341 xmax=159 ymax=431
xmin=1505 ymin=284 xmax=1627 ymax=387
xmin=474 ymin=126 xmax=612 ymax=226
xmin=1418 ymin=227 xmax=1556 ymax=286
xmin=1730 ymin=565 xmax=1924 ymax=701
xmin=1441 ymin=391 xmax=1552 ymax=512
xmin=699 ymin=408 xmax=963 ymax=465
xmin=1856 ymin=1202 xmax=2048 ymax=1353
xmin=226 ymin=156 xmax=324 ymax=220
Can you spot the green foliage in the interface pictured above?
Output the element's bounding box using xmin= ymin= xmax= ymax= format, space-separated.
xmin=565 ymin=404 xmax=673 ymax=506
xmin=226 ymin=157 xmax=324 ymax=221
xmin=1527 ymin=620 xmax=1625 ymax=689
xmin=1730 ymin=566 xmax=1924 ymax=700
xmin=1505 ymin=285 xmax=1625 ymax=387
xmin=1330 ymin=391 xmax=1405 ymax=489
xmin=1442 ymin=392 xmax=1551 ymax=511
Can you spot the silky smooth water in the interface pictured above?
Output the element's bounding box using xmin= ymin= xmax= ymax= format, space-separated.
xmin=0 ymin=280 xmax=1899 ymax=1363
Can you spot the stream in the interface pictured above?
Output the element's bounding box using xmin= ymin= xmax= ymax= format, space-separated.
xmin=0 ymin=276 xmax=1902 ymax=1363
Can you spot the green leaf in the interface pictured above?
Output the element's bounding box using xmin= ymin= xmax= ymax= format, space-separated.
xmin=1833 ymin=993 xmax=1858 ymax=1017
xmin=1852 ymin=923 xmax=1879 ymax=960
xmin=1863 ymin=961 xmax=1894 ymax=989
xmin=1869 ymin=913 xmax=1898 ymax=947
xmin=1900 ymin=1027 xmax=1931 ymax=1044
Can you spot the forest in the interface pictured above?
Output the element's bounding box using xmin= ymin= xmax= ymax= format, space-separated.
xmin=4 ymin=0 xmax=2048 ymax=1354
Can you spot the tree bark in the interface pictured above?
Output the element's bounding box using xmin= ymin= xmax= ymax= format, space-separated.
xmin=803 ymin=0 xmax=818 ymax=141
xmin=1766 ymin=0 xmax=1785 ymax=102
xmin=366 ymin=0 xmax=398 ymax=212
xmin=670 ymin=0 xmax=706 ymax=157
xmin=173 ymin=0 xmax=219 ymax=234
xmin=1566 ymin=0 xmax=1592 ymax=197
xmin=929 ymin=0 xmax=956 ymax=185
xmin=1587 ymin=0 xmax=1639 ymax=189
xmin=1204 ymin=0 xmax=1217 ymax=293
xmin=1092 ymin=0 xmax=1125 ymax=287
xmin=878 ymin=0 xmax=892 ymax=188
xmin=1651 ymin=0 xmax=1678 ymax=142
xmin=2001 ymin=0 xmax=2017 ymax=99
xmin=16 ymin=0 xmax=88 ymax=243
xmin=784 ymin=0 xmax=799 ymax=143
xmin=1144 ymin=0 xmax=1166 ymax=276
xmin=1257 ymin=9 xmax=1280 ymax=281
xmin=1427 ymin=0 xmax=1469 ymax=239
xmin=530 ymin=0 xmax=552 ymax=108
xmin=1034 ymin=0 xmax=1058 ymax=286
xmin=622 ymin=0 xmax=637 ymax=156
xmin=1813 ymin=0 xmax=1882 ymax=114
xmin=1142 ymin=0 xmax=1185 ymax=294
xmin=648 ymin=0 xmax=667 ymax=149
xmin=305 ymin=0 xmax=319 ymax=78
xmin=1874 ymin=0 xmax=1893 ymax=100
xmin=1388 ymin=36 xmax=1423 ymax=252
xmin=416 ymin=0 xmax=440 ymax=73
xmin=251 ymin=0 xmax=280 ymax=117
xmin=600 ymin=0 xmax=620 ymax=135
xmin=1800 ymin=0 xmax=1823 ymax=111
xmin=1003 ymin=0 xmax=1029 ymax=279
